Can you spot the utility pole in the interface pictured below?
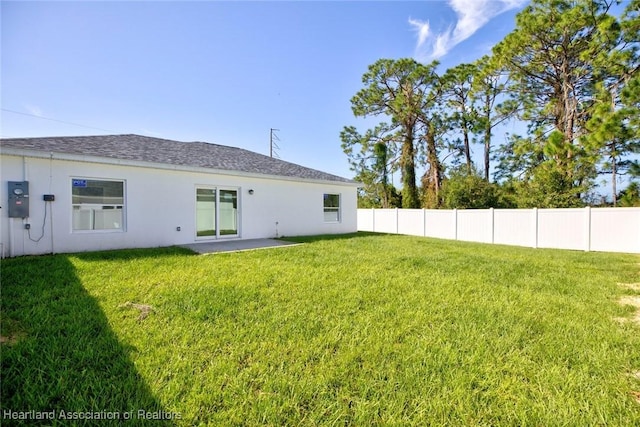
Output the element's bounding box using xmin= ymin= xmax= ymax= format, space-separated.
xmin=270 ymin=128 xmax=280 ymax=158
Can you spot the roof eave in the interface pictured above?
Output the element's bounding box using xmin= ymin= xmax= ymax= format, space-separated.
xmin=1 ymin=147 xmax=361 ymax=187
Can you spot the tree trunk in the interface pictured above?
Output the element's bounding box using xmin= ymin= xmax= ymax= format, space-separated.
xmin=484 ymin=93 xmax=491 ymax=181
xmin=422 ymin=123 xmax=442 ymax=208
xmin=376 ymin=142 xmax=390 ymax=208
xmin=612 ymin=148 xmax=617 ymax=207
xmin=458 ymin=100 xmax=472 ymax=173
xmin=401 ymin=127 xmax=419 ymax=208
xmin=609 ymin=87 xmax=618 ymax=207
xmin=462 ymin=118 xmax=472 ymax=173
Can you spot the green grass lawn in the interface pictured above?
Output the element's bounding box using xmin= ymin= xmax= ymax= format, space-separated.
xmin=2 ymin=233 xmax=640 ymax=426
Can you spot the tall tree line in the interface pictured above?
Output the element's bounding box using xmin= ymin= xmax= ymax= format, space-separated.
xmin=342 ymin=0 xmax=639 ymax=208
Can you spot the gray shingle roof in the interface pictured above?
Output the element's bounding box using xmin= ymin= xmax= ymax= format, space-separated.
xmin=0 ymin=134 xmax=356 ymax=184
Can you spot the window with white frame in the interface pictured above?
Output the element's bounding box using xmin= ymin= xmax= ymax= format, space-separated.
xmin=323 ymin=193 xmax=340 ymax=222
xmin=72 ymin=179 xmax=125 ymax=231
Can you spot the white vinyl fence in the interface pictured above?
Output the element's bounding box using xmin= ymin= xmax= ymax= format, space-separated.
xmin=357 ymin=207 xmax=640 ymax=254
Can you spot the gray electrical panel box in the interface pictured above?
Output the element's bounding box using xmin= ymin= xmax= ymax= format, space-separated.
xmin=8 ymin=181 xmax=29 ymax=218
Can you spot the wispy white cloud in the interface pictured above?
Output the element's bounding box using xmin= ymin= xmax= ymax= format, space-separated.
xmin=408 ymin=17 xmax=430 ymax=48
xmin=410 ymin=0 xmax=528 ymax=61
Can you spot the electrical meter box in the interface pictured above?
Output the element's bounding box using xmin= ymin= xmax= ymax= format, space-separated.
xmin=8 ymin=181 xmax=29 ymax=218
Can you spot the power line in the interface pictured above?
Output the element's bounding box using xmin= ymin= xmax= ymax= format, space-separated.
xmin=1 ymin=108 xmax=117 ymax=133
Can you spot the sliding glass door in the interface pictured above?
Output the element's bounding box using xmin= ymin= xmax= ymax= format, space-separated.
xmin=196 ymin=187 xmax=238 ymax=238
xmin=219 ymin=189 xmax=238 ymax=236
xmin=196 ymin=188 xmax=216 ymax=237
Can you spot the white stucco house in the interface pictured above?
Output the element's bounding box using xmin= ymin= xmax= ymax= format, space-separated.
xmin=0 ymin=134 xmax=359 ymax=257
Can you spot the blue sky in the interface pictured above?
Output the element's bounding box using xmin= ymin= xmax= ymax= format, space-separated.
xmin=1 ymin=0 xmax=530 ymax=180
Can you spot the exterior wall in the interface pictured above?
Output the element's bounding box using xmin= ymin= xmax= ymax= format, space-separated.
xmin=1 ymin=154 xmax=357 ymax=256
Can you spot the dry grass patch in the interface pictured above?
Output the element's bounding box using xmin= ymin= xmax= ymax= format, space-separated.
xmin=629 ymin=372 xmax=640 ymax=405
xmin=618 ymin=282 xmax=640 ymax=292
xmin=0 ymin=332 xmax=24 ymax=346
xmin=0 ymin=318 xmax=26 ymax=346
xmin=618 ymin=296 xmax=640 ymax=326
xmin=616 ymin=282 xmax=640 ymax=326
xmin=118 ymin=301 xmax=154 ymax=321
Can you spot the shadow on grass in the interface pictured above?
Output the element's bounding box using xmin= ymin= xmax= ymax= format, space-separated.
xmin=281 ymin=231 xmax=392 ymax=244
xmin=70 ymin=245 xmax=195 ymax=262
xmin=1 ymin=254 xmax=175 ymax=426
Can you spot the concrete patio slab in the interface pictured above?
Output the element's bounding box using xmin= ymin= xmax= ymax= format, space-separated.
xmin=180 ymin=238 xmax=301 ymax=255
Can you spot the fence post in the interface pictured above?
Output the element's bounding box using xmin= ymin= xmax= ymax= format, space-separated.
xmin=454 ymin=208 xmax=458 ymax=240
xmin=371 ymin=208 xmax=375 ymax=233
xmin=423 ymin=208 xmax=426 ymax=237
xmin=490 ymin=208 xmax=495 ymax=244
xmin=533 ymin=208 xmax=538 ymax=249
xmin=584 ymin=206 xmax=591 ymax=252
xmin=395 ymin=207 xmax=399 ymax=235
